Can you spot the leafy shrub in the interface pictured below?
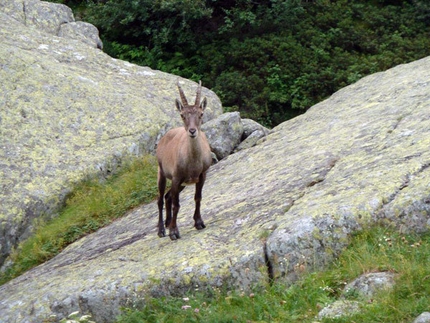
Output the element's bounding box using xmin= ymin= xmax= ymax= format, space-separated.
xmin=59 ymin=0 xmax=430 ymax=127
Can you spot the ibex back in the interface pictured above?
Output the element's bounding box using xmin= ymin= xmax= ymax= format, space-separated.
xmin=156 ymin=81 xmax=212 ymax=240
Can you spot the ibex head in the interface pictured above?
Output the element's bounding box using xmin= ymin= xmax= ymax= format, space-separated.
xmin=176 ymin=80 xmax=207 ymax=138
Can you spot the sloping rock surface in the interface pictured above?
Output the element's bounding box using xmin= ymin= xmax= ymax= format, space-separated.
xmin=0 ymin=2 xmax=222 ymax=268
xmin=1 ymin=53 xmax=430 ymax=322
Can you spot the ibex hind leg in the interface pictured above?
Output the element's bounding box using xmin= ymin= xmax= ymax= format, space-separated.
xmin=157 ymin=173 xmax=167 ymax=238
xmin=194 ymin=173 xmax=206 ymax=230
xmin=164 ymin=189 xmax=172 ymax=227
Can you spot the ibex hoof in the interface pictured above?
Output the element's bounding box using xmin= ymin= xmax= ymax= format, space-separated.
xmin=195 ymin=221 xmax=206 ymax=230
xmin=158 ymin=229 xmax=166 ymax=238
xmin=169 ymin=229 xmax=181 ymax=240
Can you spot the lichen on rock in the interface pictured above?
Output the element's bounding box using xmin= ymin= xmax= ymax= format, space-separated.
xmin=0 ymin=2 xmax=222 ymax=269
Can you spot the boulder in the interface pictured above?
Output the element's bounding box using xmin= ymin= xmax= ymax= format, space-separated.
xmin=59 ymin=21 xmax=103 ymax=49
xmin=342 ymin=272 xmax=396 ymax=299
xmin=0 ymin=4 xmax=222 ymax=269
xmin=414 ymin=312 xmax=430 ymax=323
xmin=241 ymin=118 xmax=270 ymax=138
xmin=21 ymin=0 xmax=74 ymax=35
xmin=317 ymin=300 xmax=361 ymax=319
xmin=0 ymin=0 xmax=102 ymax=48
xmin=317 ymin=271 xmax=397 ymax=319
xmin=202 ymin=112 xmax=244 ymax=160
xmin=265 ymin=57 xmax=430 ymax=281
xmin=235 ymin=118 xmax=270 ymax=152
xmin=1 ymin=0 xmax=74 ymax=34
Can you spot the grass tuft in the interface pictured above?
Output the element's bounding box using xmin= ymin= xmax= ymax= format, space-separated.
xmin=115 ymin=227 xmax=430 ymax=323
xmin=0 ymin=155 xmax=159 ymax=285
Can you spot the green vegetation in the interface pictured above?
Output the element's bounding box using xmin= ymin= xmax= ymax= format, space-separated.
xmin=0 ymin=155 xmax=159 ymax=285
xmin=115 ymin=227 xmax=430 ymax=323
xmin=60 ymin=0 xmax=430 ymax=126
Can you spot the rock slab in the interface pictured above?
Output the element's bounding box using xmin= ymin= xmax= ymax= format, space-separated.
xmin=0 ymin=1 xmax=222 ymax=269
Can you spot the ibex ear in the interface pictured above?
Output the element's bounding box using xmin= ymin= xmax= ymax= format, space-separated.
xmin=200 ymin=97 xmax=207 ymax=111
xmin=175 ymin=99 xmax=184 ymax=112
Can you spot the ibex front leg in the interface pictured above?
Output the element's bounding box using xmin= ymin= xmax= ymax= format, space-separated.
xmin=194 ymin=172 xmax=207 ymax=230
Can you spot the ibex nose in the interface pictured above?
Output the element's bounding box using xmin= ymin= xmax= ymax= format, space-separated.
xmin=189 ymin=128 xmax=197 ymax=137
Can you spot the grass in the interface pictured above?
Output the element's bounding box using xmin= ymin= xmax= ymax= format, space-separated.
xmin=115 ymin=227 xmax=430 ymax=323
xmin=0 ymin=155 xmax=160 ymax=285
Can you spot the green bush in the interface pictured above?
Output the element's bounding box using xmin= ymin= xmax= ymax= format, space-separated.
xmin=60 ymin=0 xmax=430 ymax=127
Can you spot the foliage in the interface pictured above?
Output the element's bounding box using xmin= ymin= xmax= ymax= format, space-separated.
xmin=48 ymin=1 xmax=430 ymax=126
xmin=116 ymin=227 xmax=430 ymax=323
xmin=60 ymin=0 xmax=430 ymax=127
xmin=0 ymin=156 xmax=159 ymax=285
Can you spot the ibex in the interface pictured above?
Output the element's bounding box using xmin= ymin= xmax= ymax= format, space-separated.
xmin=156 ymin=81 xmax=212 ymax=240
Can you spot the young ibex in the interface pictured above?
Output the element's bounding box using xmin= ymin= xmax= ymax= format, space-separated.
xmin=156 ymin=80 xmax=212 ymax=240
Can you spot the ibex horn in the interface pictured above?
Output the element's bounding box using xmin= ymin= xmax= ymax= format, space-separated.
xmin=177 ymin=80 xmax=188 ymax=106
xmin=195 ymin=80 xmax=202 ymax=105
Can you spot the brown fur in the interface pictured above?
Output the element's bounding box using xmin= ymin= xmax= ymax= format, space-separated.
xmin=156 ymin=81 xmax=212 ymax=240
